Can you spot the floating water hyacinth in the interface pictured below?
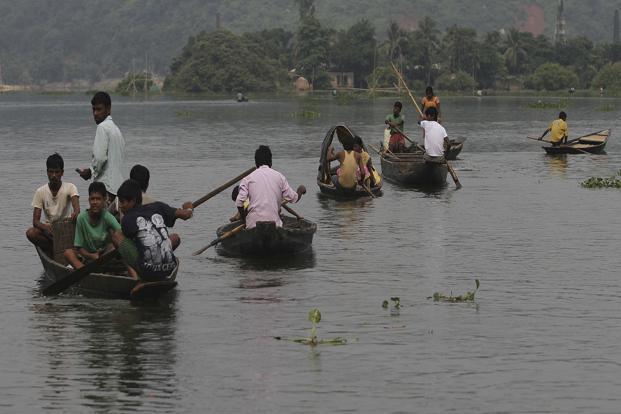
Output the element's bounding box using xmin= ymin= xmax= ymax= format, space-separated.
xmin=581 ymin=175 xmax=621 ymax=189
xmin=527 ymin=100 xmax=567 ymax=110
xmin=382 ymin=297 xmax=400 ymax=309
xmin=429 ymin=279 xmax=480 ymax=303
xmin=274 ymin=308 xmax=348 ymax=346
xmin=291 ymin=110 xmax=320 ymax=119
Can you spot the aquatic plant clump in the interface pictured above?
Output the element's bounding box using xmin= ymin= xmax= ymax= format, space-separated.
xmin=382 ymin=297 xmax=400 ymax=309
xmin=527 ymin=100 xmax=568 ymax=109
xmin=429 ymin=279 xmax=480 ymax=303
xmin=581 ymin=176 xmax=621 ymax=188
xmin=274 ymin=308 xmax=348 ymax=346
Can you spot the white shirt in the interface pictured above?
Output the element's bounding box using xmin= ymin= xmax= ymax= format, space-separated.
xmin=420 ymin=120 xmax=447 ymax=157
xmin=91 ymin=115 xmax=126 ymax=195
xmin=31 ymin=182 xmax=79 ymax=223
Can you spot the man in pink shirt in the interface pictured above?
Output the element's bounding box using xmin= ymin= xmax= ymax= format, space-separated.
xmin=235 ymin=146 xmax=306 ymax=229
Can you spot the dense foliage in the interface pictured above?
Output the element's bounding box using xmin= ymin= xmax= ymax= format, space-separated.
xmin=1 ymin=0 xmax=621 ymax=85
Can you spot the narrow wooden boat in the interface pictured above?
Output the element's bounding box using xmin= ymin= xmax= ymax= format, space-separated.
xmin=380 ymin=151 xmax=448 ymax=187
xmin=543 ymin=129 xmax=609 ymax=155
xmin=216 ymin=216 xmax=316 ymax=257
xmin=446 ymin=137 xmax=466 ymax=160
xmin=36 ymin=247 xmax=178 ymax=300
xmin=317 ymin=124 xmax=383 ymax=199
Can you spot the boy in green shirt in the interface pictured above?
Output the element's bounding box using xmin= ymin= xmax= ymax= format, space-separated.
xmin=64 ymin=182 xmax=120 ymax=269
xmin=385 ymin=101 xmax=406 ymax=152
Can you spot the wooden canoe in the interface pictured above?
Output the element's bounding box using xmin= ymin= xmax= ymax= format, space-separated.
xmin=543 ymin=129 xmax=609 ymax=154
xmin=36 ymin=247 xmax=178 ymax=300
xmin=317 ymin=124 xmax=383 ymax=199
xmin=445 ymin=137 xmax=466 ymax=160
xmin=216 ymin=216 xmax=316 ymax=257
xmin=380 ymin=151 xmax=448 ymax=187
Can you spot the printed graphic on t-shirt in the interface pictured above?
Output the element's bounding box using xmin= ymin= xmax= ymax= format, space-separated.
xmin=136 ymin=213 xmax=176 ymax=274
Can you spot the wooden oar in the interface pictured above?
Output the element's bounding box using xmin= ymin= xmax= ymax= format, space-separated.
xmin=42 ymin=249 xmax=118 ymax=296
xmin=390 ymin=63 xmax=462 ymax=189
xmin=282 ymin=203 xmax=304 ymax=220
xmin=192 ymin=167 xmax=256 ymax=208
xmin=192 ymin=224 xmax=245 ymax=256
xmin=527 ymin=136 xmax=591 ymax=154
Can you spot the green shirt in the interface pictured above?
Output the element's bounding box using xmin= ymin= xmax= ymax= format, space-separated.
xmin=386 ymin=113 xmax=404 ymax=135
xmin=74 ymin=210 xmax=121 ymax=253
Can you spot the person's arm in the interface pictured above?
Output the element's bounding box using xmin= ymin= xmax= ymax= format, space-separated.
xmin=77 ymin=247 xmax=99 ymax=261
xmin=539 ymin=128 xmax=551 ymax=140
xmin=444 ymin=136 xmax=450 ymax=152
xmin=90 ymin=127 xmax=109 ymax=179
xmin=175 ymin=201 xmax=194 ymax=220
xmin=280 ymin=174 xmax=303 ymax=203
xmin=32 ymin=207 xmax=52 ymax=233
xmin=356 ymin=153 xmax=369 ymax=180
xmin=70 ymin=195 xmax=80 ymax=221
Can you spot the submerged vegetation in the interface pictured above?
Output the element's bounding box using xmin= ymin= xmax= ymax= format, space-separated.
xmin=429 ymin=279 xmax=480 ymax=303
xmin=527 ymin=99 xmax=568 ymax=109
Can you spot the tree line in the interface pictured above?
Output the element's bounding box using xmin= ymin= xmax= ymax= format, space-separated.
xmin=165 ymin=3 xmax=621 ymax=94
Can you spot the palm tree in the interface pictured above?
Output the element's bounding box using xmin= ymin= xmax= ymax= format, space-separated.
xmin=416 ymin=16 xmax=440 ymax=85
xmin=503 ymin=28 xmax=527 ymax=75
xmin=386 ymin=21 xmax=407 ymax=62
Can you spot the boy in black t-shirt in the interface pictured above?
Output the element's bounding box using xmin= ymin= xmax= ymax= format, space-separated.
xmin=111 ymin=179 xmax=194 ymax=281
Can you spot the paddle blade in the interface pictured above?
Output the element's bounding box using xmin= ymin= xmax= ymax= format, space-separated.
xmin=192 ymin=224 xmax=246 ymax=256
xmin=42 ymin=249 xmax=118 ymax=296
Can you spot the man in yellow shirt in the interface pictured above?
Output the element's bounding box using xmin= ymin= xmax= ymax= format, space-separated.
xmin=539 ymin=112 xmax=568 ymax=146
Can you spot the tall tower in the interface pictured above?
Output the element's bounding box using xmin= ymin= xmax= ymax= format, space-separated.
xmin=554 ymin=0 xmax=567 ymax=45
xmin=614 ymin=10 xmax=620 ymax=43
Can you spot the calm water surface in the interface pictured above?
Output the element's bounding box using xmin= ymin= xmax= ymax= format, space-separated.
xmin=2 ymin=93 xmax=621 ymax=413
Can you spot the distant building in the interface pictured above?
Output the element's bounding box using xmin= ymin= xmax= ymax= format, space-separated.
xmin=327 ymin=72 xmax=354 ymax=89
xmin=554 ymin=0 xmax=567 ymax=45
xmin=293 ymin=76 xmax=310 ymax=91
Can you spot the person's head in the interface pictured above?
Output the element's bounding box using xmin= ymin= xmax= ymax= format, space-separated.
xmin=88 ymin=181 xmax=108 ymax=215
xmin=91 ymin=91 xmax=111 ymax=124
xmin=46 ymin=153 xmax=64 ymax=185
xmin=117 ymin=179 xmax=143 ymax=214
xmin=559 ymin=111 xmax=567 ymax=121
xmin=255 ymin=145 xmax=272 ymax=167
xmin=425 ymin=86 xmax=434 ymax=97
xmin=130 ymin=164 xmax=150 ymax=192
xmin=425 ymin=107 xmax=439 ymax=121
xmin=393 ymin=101 xmax=402 ymax=116
xmin=353 ymin=136 xmax=364 ymax=152
xmin=231 ymin=185 xmax=240 ymax=202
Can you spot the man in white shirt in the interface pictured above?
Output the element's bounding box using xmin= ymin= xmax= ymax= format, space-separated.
xmin=77 ymin=91 xmax=126 ymax=203
xmin=26 ymin=153 xmax=80 ymax=255
xmin=419 ymin=107 xmax=449 ymax=162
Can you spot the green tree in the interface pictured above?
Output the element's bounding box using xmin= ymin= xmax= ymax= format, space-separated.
xmin=294 ymin=15 xmax=331 ymax=88
xmin=477 ymin=32 xmax=506 ymax=88
xmin=592 ymin=62 xmax=621 ymax=91
xmin=442 ymin=26 xmax=479 ymax=75
xmin=330 ymin=19 xmax=376 ymax=88
xmin=164 ymin=30 xmax=285 ymax=93
xmin=503 ymin=28 xmax=527 ymax=75
xmin=527 ymin=63 xmax=578 ymax=90
xmin=411 ymin=16 xmax=440 ymax=85
xmin=436 ymin=71 xmax=475 ymax=91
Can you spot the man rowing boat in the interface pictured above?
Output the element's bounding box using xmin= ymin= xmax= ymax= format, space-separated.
xmin=538 ymin=112 xmax=568 ymax=146
xmin=235 ymin=145 xmax=306 ymax=229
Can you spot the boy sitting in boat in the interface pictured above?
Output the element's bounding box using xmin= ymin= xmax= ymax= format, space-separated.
xmin=235 ymin=145 xmax=306 ymax=229
xmin=111 ymin=179 xmax=194 ymax=281
xmin=538 ymin=111 xmax=568 ymax=146
xmin=63 ymin=182 xmax=121 ymax=269
xmin=327 ymin=137 xmax=368 ymax=192
xmin=26 ymin=153 xmax=80 ymax=256
xmin=419 ymin=107 xmax=450 ymax=162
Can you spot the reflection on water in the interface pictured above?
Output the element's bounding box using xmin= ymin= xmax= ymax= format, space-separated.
xmin=30 ymin=298 xmax=179 ymax=412
xmin=546 ymin=154 xmax=568 ymax=177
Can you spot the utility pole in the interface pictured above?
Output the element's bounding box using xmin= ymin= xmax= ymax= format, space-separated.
xmin=554 ymin=0 xmax=567 ymax=45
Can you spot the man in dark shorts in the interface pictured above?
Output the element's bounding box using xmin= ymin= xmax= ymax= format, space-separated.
xmin=111 ymin=179 xmax=194 ymax=281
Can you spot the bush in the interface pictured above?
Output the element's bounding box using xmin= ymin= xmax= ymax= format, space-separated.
xmin=116 ymin=72 xmax=154 ymax=94
xmin=527 ymin=63 xmax=579 ymax=91
xmin=435 ymin=71 xmax=475 ymax=91
xmin=592 ymin=62 xmax=621 ymax=91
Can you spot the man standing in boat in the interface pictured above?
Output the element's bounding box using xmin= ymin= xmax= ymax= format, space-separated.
xmin=77 ymin=91 xmax=126 ymax=205
xmin=538 ymin=112 xmax=568 ymax=146
xmin=235 ymin=145 xmax=306 ymax=229
xmin=385 ymin=101 xmax=406 ymax=153
xmin=419 ymin=107 xmax=450 ymax=162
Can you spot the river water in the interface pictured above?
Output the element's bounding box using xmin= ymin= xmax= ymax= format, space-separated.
xmin=2 ymin=93 xmax=621 ymax=413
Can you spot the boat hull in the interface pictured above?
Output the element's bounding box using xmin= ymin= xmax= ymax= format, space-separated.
xmin=216 ymin=216 xmax=316 ymax=257
xmin=380 ymin=153 xmax=448 ymax=186
xmin=543 ymin=129 xmax=609 ymax=154
xmin=36 ymin=247 xmax=178 ymax=299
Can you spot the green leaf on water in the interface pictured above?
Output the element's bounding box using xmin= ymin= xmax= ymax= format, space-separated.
xmin=308 ymin=308 xmax=321 ymax=324
xmin=475 ymin=279 xmax=480 ymax=290
xmin=382 ymin=300 xmax=389 ymax=308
